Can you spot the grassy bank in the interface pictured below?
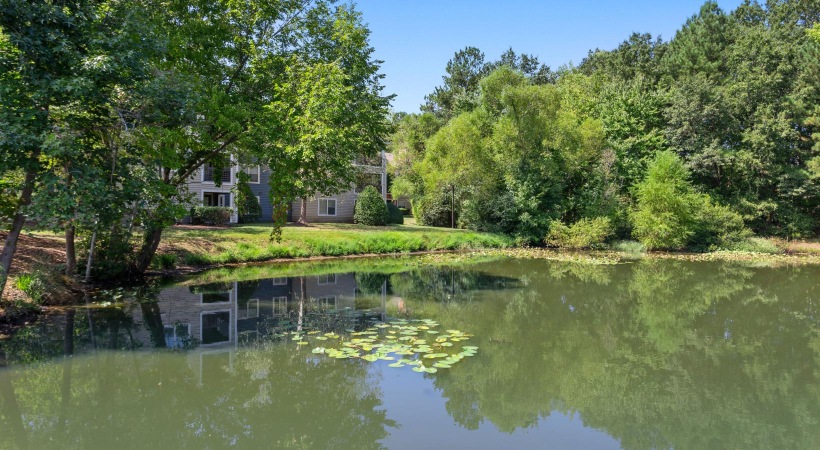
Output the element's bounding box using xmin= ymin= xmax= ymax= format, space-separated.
xmin=159 ymin=222 xmax=515 ymax=267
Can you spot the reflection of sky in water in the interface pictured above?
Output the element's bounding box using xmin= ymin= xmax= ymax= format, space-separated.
xmin=375 ymin=362 xmax=620 ymax=449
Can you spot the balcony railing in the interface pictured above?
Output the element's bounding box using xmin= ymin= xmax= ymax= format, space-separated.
xmin=353 ymin=154 xmax=384 ymax=167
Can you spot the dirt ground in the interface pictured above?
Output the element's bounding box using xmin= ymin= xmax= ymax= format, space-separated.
xmin=0 ymin=231 xmax=66 ymax=302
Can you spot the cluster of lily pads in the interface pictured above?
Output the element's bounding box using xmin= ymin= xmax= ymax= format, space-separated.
xmin=304 ymin=319 xmax=477 ymax=374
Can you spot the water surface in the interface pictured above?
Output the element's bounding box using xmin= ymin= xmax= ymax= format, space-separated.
xmin=1 ymin=256 xmax=818 ymax=449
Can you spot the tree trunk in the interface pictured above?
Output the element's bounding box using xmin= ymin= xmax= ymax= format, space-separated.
xmin=83 ymin=228 xmax=97 ymax=283
xmin=299 ymin=198 xmax=308 ymax=224
xmin=139 ymin=300 xmax=166 ymax=348
xmin=0 ymin=164 xmax=37 ymax=299
xmin=133 ymin=225 xmax=164 ymax=275
xmin=0 ymin=351 xmax=29 ymax=449
xmin=63 ymin=163 xmax=76 ymax=276
xmin=65 ymin=225 xmax=76 ymax=276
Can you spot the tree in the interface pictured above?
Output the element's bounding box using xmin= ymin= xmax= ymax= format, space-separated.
xmin=630 ymin=151 xmax=700 ymax=250
xmin=0 ymin=0 xmax=152 ymax=293
xmin=131 ymin=0 xmax=391 ymax=271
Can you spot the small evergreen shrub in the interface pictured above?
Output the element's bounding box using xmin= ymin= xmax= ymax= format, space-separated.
xmin=191 ymin=206 xmax=232 ymax=226
xmin=387 ymin=202 xmax=404 ymax=224
xmin=398 ymin=207 xmax=411 ymax=216
xmin=354 ymin=186 xmax=389 ymax=225
xmin=234 ymin=172 xmax=262 ymax=223
xmin=546 ymin=217 xmax=614 ymax=249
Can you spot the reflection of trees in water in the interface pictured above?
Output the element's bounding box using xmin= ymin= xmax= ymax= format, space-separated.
xmin=1 ymin=344 xmax=394 ymax=449
xmin=424 ymin=260 xmax=820 ymax=449
xmin=387 ymin=266 xmax=519 ymax=303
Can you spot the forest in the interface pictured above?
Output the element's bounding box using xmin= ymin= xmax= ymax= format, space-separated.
xmin=390 ymin=0 xmax=819 ymax=250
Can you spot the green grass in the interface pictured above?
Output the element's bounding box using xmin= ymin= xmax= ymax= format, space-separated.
xmin=161 ymin=222 xmax=514 ymax=267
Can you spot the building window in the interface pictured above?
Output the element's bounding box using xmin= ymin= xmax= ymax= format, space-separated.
xmin=164 ymin=323 xmax=191 ymax=348
xmin=271 ymin=277 xmax=288 ymax=285
xmin=316 ymin=296 xmax=336 ymax=311
xmin=318 ymin=198 xmax=336 ymax=216
xmin=246 ymin=299 xmax=259 ymax=318
xmin=201 ymin=311 xmax=231 ymax=345
xmin=241 ymin=165 xmax=260 ymax=183
xmin=272 ymin=296 xmax=288 ymax=316
xmin=204 ymin=164 xmax=232 ymax=183
xmin=317 ymin=274 xmax=336 ymax=285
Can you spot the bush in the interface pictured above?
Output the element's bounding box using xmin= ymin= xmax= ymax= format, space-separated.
xmin=387 ymin=202 xmax=404 ymax=224
xmin=354 ymin=186 xmax=389 ymax=225
xmin=612 ymin=240 xmax=647 ymax=255
xmin=191 ymin=206 xmax=232 ymax=226
xmin=721 ymin=237 xmax=782 ymax=254
xmin=150 ymin=253 xmax=177 ymax=270
xmin=234 ymin=172 xmax=262 ymax=223
xmin=79 ymin=229 xmax=134 ymax=280
xmin=691 ymin=198 xmax=751 ymax=251
xmin=398 ymin=207 xmax=412 ymax=216
xmin=15 ymin=273 xmax=47 ymax=304
xmin=546 ymin=217 xmax=614 ymax=249
xmin=631 ymin=152 xmax=700 ymax=250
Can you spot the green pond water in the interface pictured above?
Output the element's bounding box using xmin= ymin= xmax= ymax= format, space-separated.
xmin=1 ymin=255 xmax=819 ymax=449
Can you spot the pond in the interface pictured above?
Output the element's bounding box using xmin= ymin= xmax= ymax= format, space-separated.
xmin=1 ymin=255 xmax=818 ymax=449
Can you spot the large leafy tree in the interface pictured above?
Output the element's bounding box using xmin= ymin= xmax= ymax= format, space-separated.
xmin=130 ymin=0 xmax=391 ymax=272
xmin=0 ymin=0 xmax=153 ymax=294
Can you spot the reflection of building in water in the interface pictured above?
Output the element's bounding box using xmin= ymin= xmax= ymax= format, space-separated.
xmin=132 ymin=273 xmax=380 ymax=349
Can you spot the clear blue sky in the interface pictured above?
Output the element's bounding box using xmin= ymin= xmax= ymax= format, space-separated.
xmin=350 ymin=0 xmax=744 ymax=114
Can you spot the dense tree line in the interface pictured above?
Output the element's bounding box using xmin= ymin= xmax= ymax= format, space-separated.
xmin=0 ymin=0 xmax=391 ymax=294
xmin=391 ymin=0 xmax=819 ymax=248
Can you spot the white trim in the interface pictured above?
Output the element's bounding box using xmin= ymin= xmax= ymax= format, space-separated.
xmin=247 ymin=298 xmax=259 ymax=318
xmin=318 ymin=198 xmax=337 ymax=216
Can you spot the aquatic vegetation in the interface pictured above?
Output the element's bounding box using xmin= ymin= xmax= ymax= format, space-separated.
xmin=304 ymin=318 xmax=476 ymax=374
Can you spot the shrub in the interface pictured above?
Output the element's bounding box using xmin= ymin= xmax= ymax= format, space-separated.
xmin=398 ymin=207 xmax=412 ymax=216
xmin=691 ymin=198 xmax=751 ymax=251
xmin=721 ymin=237 xmax=782 ymax=254
xmin=79 ymin=228 xmax=134 ymax=280
xmin=612 ymin=240 xmax=647 ymax=255
xmin=150 ymin=253 xmax=177 ymax=270
xmin=387 ymin=202 xmax=404 ymax=224
xmin=631 ymin=151 xmax=700 ymax=250
xmin=191 ymin=206 xmax=232 ymax=226
xmin=15 ymin=274 xmax=47 ymax=303
xmin=234 ymin=172 xmax=262 ymax=223
xmin=546 ymin=217 xmax=614 ymax=249
xmin=354 ymin=186 xmax=389 ymax=225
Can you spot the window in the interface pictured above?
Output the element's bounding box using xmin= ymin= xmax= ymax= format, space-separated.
xmin=241 ymin=165 xmax=260 ymax=183
xmin=271 ymin=277 xmax=288 ymax=285
xmin=318 ymin=198 xmax=336 ymax=216
xmin=246 ymin=299 xmax=259 ymax=318
xmin=316 ymin=296 xmax=336 ymax=311
xmin=272 ymin=296 xmax=288 ymax=316
xmin=317 ymin=274 xmax=336 ymax=285
xmin=164 ymin=323 xmax=191 ymax=348
xmin=201 ymin=311 xmax=231 ymax=345
xmin=204 ymin=164 xmax=232 ymax=183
